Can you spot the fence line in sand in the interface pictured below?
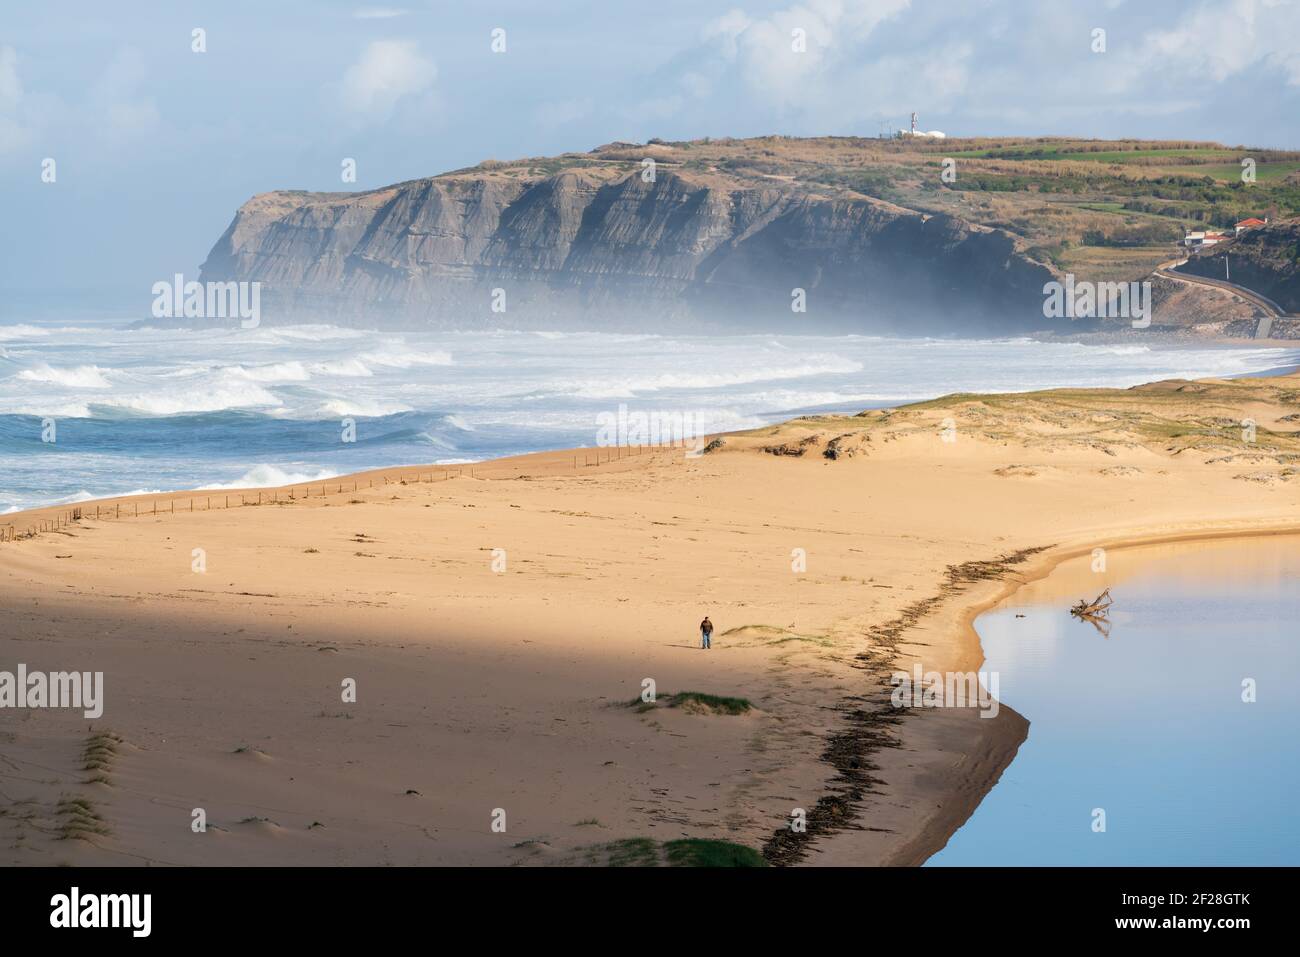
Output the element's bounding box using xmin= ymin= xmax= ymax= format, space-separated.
xmin=0 ymin=444 xmax=675 ymax=544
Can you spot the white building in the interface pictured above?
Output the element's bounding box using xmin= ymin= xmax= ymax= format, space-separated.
xmin=898 ymin=112 xmax=946 ymax=139
xmin=1181 ymin=230 xmax=1230 ymax=248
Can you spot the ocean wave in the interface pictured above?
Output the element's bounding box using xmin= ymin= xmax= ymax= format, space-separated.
xmin=1096 ymin=345 xmax=1153 ymax=356
xmin=95 ymin=382 xmax=283 ymax=416
xmin=359 ymin=348 xmax=453 ymax=369
xmin=253 ymin=324 xmax=374 ymax=342
xmin=225 ymin=361 xmax=313 ymax=383
xmin=315 ymin=397 xmax=415 ymax=418
xmin=562 ymin=358 xmax=865 ymax=398
xmin=415 ymin=431 xmax=459 ymax=451
xmin=310 ymin=358 xmax=374 ymax=377
xmin=0 ymin=324 xmax=101 ymax=342
xmin=5 ymin=401 xmax=94 ymax=418
xmin=198 ymin=464 xmax=340 ymax=490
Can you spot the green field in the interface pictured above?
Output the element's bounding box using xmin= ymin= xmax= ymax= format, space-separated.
xmin=465 ymin=134 xmax=1299 ymax=285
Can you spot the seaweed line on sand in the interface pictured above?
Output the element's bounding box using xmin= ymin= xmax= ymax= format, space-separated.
xmin=760 ymin=545 xmax=1052 ymax=866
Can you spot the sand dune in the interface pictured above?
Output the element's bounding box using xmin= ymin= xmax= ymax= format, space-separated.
xmin=2 ymin=372 xmax=1298 ymax=865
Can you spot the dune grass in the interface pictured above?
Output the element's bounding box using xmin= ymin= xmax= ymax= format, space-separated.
xmin=664 ymin=838 xmax=768 ymax=867
xmin=598 ymin=836 xmax=766 ymax=867
xmin=627 ymin=691 xmax=753 ymax=715
xmin=668 ymin=691 xmax=752 ymax=715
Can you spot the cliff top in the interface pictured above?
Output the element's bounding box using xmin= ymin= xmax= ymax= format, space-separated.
xmin=245 ymin=134 xmax=1300 ymax=285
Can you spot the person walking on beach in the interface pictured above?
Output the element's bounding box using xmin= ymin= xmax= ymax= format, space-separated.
xmin=700 ymin=615 xmax=714 ymax=650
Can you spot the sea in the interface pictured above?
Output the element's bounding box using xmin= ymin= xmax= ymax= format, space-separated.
xmin=2 ymin=315 xmax=1297 ymax=514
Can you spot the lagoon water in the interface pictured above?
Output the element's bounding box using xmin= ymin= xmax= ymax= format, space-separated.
xmin=2 ymin=316 xmax=1298 ymax=512
xmin=928 ymin=537 xmax=1300 ymax=866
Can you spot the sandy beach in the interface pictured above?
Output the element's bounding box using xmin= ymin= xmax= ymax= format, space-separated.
xmin=2 ymin=371 xmax=1298 ymax=866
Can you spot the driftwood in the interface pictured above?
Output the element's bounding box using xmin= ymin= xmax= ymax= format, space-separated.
xmin=1070 ymin=588 xmax=1112 ymax=617
xmin=1070 ymin=588 xmax=1113 ymax=637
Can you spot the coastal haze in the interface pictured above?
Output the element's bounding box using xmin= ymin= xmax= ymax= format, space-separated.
xmin=4 ymin=321 xmax=1296 ymax=513
xmin=3 ymin=0 xmax=1300 ymax=897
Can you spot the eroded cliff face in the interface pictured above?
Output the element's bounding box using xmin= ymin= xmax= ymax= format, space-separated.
xmin=200 ymin=167 xmax=1062 ymax=334
xmin=1176 ymin=218 xmax=1300 ymax=313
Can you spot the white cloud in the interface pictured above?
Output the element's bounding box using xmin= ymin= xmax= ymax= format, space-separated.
xmin=353 ymin=7 xmax=409 ymax=19
xmin=90 ymin=48 xmax=160 ymax=145
xmin=341 ymin=40 xmax=436 ymax=116
xmin=0 ymin=45 xmax=32 ymax=154
xmin=1140 ymin=0 xmax=1300 ymax=86
xmin=672 ymin=0 xmax=914 ymax=115
xmin=0 ymin=45 xmax=21 ymax=111
xmin=627 ymin=0 xmax=1299 ymax=136
xmin=534 ymin=97 xmax=594 ymax=126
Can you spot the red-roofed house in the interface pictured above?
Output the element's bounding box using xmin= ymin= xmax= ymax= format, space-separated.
xmin=1235 ymin=217 xmax=1268 ymax=235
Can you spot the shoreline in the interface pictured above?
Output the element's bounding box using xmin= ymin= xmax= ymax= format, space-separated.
xmin=7 ymin=351 xmax=1299 ymax=524
xmin=3 ymin=328 xmax=1298 ymax=521
xmin=0 ymin=445 xmax=667 ymax=542
xmin=911 ymin=528 xmax=1300 ymax=866
xmin=3 ymin=369 xmax=1299 ymax=866
xmin=879 ymin=522 xmax=1300 ymax=867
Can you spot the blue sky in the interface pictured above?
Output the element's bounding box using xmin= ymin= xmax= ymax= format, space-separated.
xmin=2 ymin=0 xmax=1299 ymax=309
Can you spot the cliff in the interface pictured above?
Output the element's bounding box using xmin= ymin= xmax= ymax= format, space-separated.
xmin=200 ymin=150 xmax=1065 ymax=334
xmin=1174 ymin=217 xmax=1300 ymax=314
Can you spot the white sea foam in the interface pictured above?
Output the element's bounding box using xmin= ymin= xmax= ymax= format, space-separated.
xmin=226 ymin=361 xmax=313 ymax=383
xmin=15 ymin=363 xmax=113 ymax=388
xmin=199 ymin=464 xmax=340 ymax=490
xmin=0 ymin=324 xmax=88 ymax=342
xmin=310 ymin=358 xmax=374 ymax=377
xmin=315 ymin=397 xmax=414 ymax=418
xmin=258 ymin=324 xmax=373 ymax=342
xmin=9 ymin=401 xmax=94 ymax=418
xmin=562 ymin=358 xmax=865 ymax=398
xmin=98 ymin=382 xmax=283 ymax=415
xmin=359 ymin=348 xmax=453 ymax=369
xmin=3 ymin=322 xmax=1298 ymax=513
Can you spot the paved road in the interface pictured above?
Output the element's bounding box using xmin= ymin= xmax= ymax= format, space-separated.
xmin=1156 ymin=257 xmax=1292 ymax=339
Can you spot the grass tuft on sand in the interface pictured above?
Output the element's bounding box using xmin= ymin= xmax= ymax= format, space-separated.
xmin=626 ymin=691 xmax=753 ymax=715
xmin=664 ymin=838 xmax=768 ymax=867
xmin=668 ymin=691 xmax=752 ymax=715
xmin=595 ymin=837 xmax=766 ymax=867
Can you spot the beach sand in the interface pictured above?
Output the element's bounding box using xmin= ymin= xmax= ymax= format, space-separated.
xmin=2 ymin=372 xmax=1298 ymax=866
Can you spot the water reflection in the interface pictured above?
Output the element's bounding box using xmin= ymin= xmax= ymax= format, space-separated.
xmin=927 ymin=535 xmax=1300 ymax=866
